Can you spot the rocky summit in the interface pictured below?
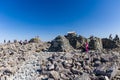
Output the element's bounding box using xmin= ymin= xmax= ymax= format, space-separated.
xmin=0 ymin=33 xmax=120 ymax=80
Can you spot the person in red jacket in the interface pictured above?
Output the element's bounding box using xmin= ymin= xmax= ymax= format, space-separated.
xmin=85 ymin=41 xmax=89 ymax=52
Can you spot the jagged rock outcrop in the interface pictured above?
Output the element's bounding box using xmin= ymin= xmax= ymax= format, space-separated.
xmin=102 ymin=38 xmax=119 ymax=49
xmin=65 ymin=32 xmax=87 ymax=49
xmin=65 ymin=32 xmax=79 ymax=49
xmin=29 ymin=37 xmax=41 ymax=43
xmin=48 ymin=35 xmax=73 ymax=52
xmin=89 ymin=37 xmax=103 ymax=50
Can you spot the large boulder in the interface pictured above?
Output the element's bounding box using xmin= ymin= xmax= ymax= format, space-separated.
xmin=89 ymin=37 xmax=103 ymax=50
xmin=94 ymin=63 xmax=118 ymax=79
xmin=77 ymin=35 xmax=88 ymax=45
xmin=102 ymin=38 xmax=118 ymax=49
xmin=49 ymin=71 xmax=60 ymax=80
xmin=106 ymin=64 xmax=118 ymax=79
xmin=65 ymin=32 xmax=87 ymax=49
xmin=29 ymin=37 xmax=41 ymax=43
xmin=77 ymin=35 xmax=89 ymax=50
xmin=74 ymin=73 xmax=91 ymax=80
xmin=65 ymin=32 xmax=79 ymax=49
xmin=48 ymin=35 xmax=73 ymax=52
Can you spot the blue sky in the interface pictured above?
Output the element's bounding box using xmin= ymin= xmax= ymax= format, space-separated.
xmin=0 ymin=0 xmax=120 ymax=42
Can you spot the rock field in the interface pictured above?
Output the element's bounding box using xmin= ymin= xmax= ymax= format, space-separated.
xmin=0 ymin=33 xmax=120 ymax=80
xmin=0 ymin=44 xmax=120 ymax=80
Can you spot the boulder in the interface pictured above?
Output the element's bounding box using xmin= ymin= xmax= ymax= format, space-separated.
xmin=29 ymin=37 xmax=41 ymax=43
xmin=102 ymin=38 xmax=118 ymax=49
xmin=49 ymin=71 xmax=60 ymax=80
xmin=100 ymin=56 xmax=109 ymax=63
xmin=47 ymin=64 xmax=55 ymax=71
xmin=94 ymin=61 xmax=101 ymax=67
xmin=3 ymin=69 xmax=12 ymax=76
xmin=65 ymin=32 xmax=79 ymax=49
xmin=65 ymin=33 xmax=87 ymax=49
xmin=60 ymin=73 xmax=69 ymax=79
xmin=62 ymin=61 xmax=72 ymax=69
xmin=106 ymin=64 xmax=118 ymax=79
xmin=89 ymin=37 xmax=103 ymax=50
xmin=105 ymin=76 xmax=110 ymax=80
xmin=77 ymin=35 xmax=88 ymax=46
xmin=94 ymin=65 xmax=107 ymax=76
xmin=48 ymin=35 xmax=73 ymax=52
xmin=70 ymin=68 xmax=80 ymax=74
xmin=74 ymin=73 xmax=91 ymax=80
xmin=94 ymin=63 xmax=118 ymax=79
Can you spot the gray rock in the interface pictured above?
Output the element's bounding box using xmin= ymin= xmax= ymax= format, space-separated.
xmin=62 ymin=61 xmax=72 ymax=69
xmin=106 ymin=64 xmax=118 ymax=79
xmin=47 ymin=64 xmax=55 ymax=71
xmin=49 ymin=71 xmax=60 ymax=80
xmin=94 ymin=63 xmax=118 ymax=80
xmin=60 ymin=73 xmax=69 ymax=80
xmin=89 ymin=37 xmax=103 ymax=50
xmin=48 ymin=36 xmax=73 ymax=52
xmin=94 ymin=61 xmax=101 ymax=67
xmin=74 ymin=73 xmax=91 ymax=80
xmin=94 ymin=65 xmax=107 ymax=76
xmin=65 ymin=33 xmax=88 ymax=50
xmin=93 ymin=56 xmax=101 ymax=62
xmin=65 ymin=32 xmax=80 ymax=49
xmin=102 ymin=38 xmax=118 ymax=49
xmin=48 ymin=78 xmax=54 ymax=80
xmin=3 ymin=69 xmax=12 ymax=76
xmin=100 ymin=55 xmax=109 ymax=63
xmin=105 ymin=76 xmax=110 ymax=80
xmin=70 ymin=68 xmax=80 ymax=74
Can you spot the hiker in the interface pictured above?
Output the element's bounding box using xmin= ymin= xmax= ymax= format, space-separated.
xmin=8 ymin=40 xmax=11 ymax=43
xmin=85 ymin=40 xmax=89 ymax=52
xmin=23 ymin=39 xmax=28 ymax=45
xmin=19 ymin=40 xmax=23 ymax=45
xmin=109 ymin=34 xmax=112 ymax=40
xmin=114 ymin=34 xmax=119 ymax=41
xmin=4 ymin=40 xmax=6 ymax=43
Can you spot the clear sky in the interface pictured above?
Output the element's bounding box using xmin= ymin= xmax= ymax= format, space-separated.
xmin=0 ymin=0 xmax=120 ymax=42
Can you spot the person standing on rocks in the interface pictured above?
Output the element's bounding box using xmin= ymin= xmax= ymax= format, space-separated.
xmin=8 ymin=40 xmax=11 ymax=43
xmin=19 ymin=40 xmax=23 ymax=45
xmin=85 ymin=40 xmax=89 ymax=53
xmin=4 ymin=40 xmax=6 ymax=43
xmin=109 ymin=34 xmax=112 ymax=40
xmin=114 ymin=34 xmax=119 ymax=41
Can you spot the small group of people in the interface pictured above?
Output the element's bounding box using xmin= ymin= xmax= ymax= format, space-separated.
xmin=109 ymin=34 xmax=119 ymax=41
xmin=19 ymin=40 xmax=28 ymax=45
xmin=85 ymin=34 xmax=120 ymax=53
xmin=3 ymin=39 xmax=28 ymax=45
xmin=4 ymin=40 xmax=11 ymax=44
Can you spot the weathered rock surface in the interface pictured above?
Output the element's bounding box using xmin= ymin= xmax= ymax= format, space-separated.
xmin=65 ymin=32 xmax=87 ymax=50
xmin=89 ymin=37 xmax=103 ymax=50
xmin=0 ymin=44 xmax=120 ymax=80
xmin=102 ymin=38 xmax=118 ymax=49
xmin=48 ymin=35 xmax=73 ymax=52
xmin=1 ymin=33 xmax=120 ymax=80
